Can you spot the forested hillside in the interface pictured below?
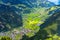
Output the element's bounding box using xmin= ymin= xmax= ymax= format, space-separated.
xmin=0 ymin=0 xmax=60 ymax=40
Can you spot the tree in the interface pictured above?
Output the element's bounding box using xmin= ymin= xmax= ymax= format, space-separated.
xmin=0 ymin=36 xmax=12 ymax=40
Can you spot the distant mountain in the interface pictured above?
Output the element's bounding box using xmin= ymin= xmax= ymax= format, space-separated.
xmin=58 ymin=0 xmax=60 ymax=5
xmin=1 ymin=0 xmax=55 ymax=8
xmin=39 ymin=0 xmax=55 ymax=7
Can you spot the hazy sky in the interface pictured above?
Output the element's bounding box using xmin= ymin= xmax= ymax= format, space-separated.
xmin=48 ymin=0 xmax=59 ymax=5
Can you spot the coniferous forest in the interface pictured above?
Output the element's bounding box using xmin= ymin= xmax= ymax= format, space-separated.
xmin=0 ymin=0 xmax=60 ymax=40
